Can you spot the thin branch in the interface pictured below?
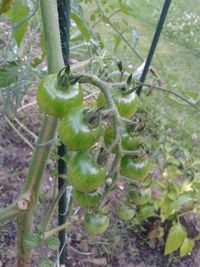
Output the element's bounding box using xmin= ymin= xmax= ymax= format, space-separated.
xmin=44 ymin=221 xmax=70 ymax=240
xmin=136 ymin=81 xmax=200 ymax=113
xmin=0 ymin=203 xmax=21 ymax=223
xmin=92 ymin=8 xmax=121 ymax=29
xmin=13 ymin=117 xmax=37 ymax=140
xmin=17 ymin=101 xmax=37 ymax=113
xmin=95 ymin=0 xmax=144 ymax=62
xmin=67 ymin=243 xmax=92 ymax=256
xmin=43 ymin=180 xmax=69 ymax=230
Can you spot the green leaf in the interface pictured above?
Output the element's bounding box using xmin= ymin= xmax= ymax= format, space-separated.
xmin=194 ymin=233 xmax=200 ymax=241
xmin=165 ymin=223 xmax=186 ymax=255
xmin=39 ymin=258 xmax=54 ymax=267
xmin=180 ymin=237 xmax=195 ymax=257
xmin=71 ymin=6 xmax=91 ymax=41
xmin=172 ymin=193 xmax=193 ymax=211
xmin=114 ymin=34 xmax=121 ymax=51
xmin=0 ymin=0 xmax=12 ymax=14
xmin=46 ymin=236 xmax=60 ymax=250
xmin=138 ymin=204 xmax=156 ymax=221
xmin=0 ymin=62 xmax=18 ymax=88
xmin=160 ymin=196 xmax=175 ymax=222
xmin=24 ymin=233 xmax=41 ymax=248
xmin=11 ymin=0 xmax=30 ymax=46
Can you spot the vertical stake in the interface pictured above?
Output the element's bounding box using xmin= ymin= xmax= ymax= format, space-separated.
xmin=57 ymin=0 xmax=71 ymax=266
xmin=136 ymin=0 xmax=172 ymax=96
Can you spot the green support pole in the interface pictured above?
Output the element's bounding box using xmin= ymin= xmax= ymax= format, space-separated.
xmin=136 ymin=0 xmax=172 ymax=96
xmin=57 ymin=0 xmax=71 ymax=266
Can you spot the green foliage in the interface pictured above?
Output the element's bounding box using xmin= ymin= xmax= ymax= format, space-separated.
xmin=46 ymin=236 xmax=60 ymax=250
xmin=1 ymin=0 xmax=200 ymax=264
xmin=24 ymin=233 xmax=41 ymax=248
xmin=11 ymin=0 xmax=30 ymax=46
xmin=38 ymin=258 xmax=54 ymax=267
xmin=180 ymin=237 xmax=195 ymax=257
xmin=165 ymin=223 xmax=186 ymax=255
xmin=0 ymin=0 xmax=12 ymax=14
xmin=0 ymin=61 xmax=19 ymax=88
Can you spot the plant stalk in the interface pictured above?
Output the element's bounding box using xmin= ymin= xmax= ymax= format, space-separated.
xmin=16 ymin=0 xmax=64 ymax=266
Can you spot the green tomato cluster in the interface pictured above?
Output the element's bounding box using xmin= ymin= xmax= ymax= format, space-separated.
xmin=36 ymin=72 xmax=151 ymax=234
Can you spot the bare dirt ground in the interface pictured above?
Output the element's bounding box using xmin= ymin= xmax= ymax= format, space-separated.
xmin=0 ymin=93 xmax=200 ymax=267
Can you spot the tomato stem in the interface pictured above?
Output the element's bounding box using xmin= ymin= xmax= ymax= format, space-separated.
xmin=16 ymin=0 xmax=64 ymax=265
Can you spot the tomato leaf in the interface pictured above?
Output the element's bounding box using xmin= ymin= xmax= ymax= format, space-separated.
xmin=138 ymin=204 xmax=156 ymax=221
xmin=0 ymin=62 xmax=18 ymax=88
xmin=172 ymin=193 xmax=193 ymax=211
xmin=180 ymin=237 xmax=195 ymax=257
xmin=39 ymin=258 xmax=54 ymax=267
xmin=0 ymin=0 xmax=12 ymax=14
xmin=194 ymin=233 xmax=200 ymax=241
xmin=11 ymin=0 xmax=30 ymax=46
xmin=160 ymin=196 xmax=175 ymax=222
xmin=71 ymin=5 xmax=91 ymax=41
xmin=24 ymin=233 xmax=41 ymax=248
xmin=114 ymin=34 xmax=121 ymax=51
xmin=165 ymin=223 xmax=186 ymax=255
xmin=46 ymin=236 xmax=60 ymax=250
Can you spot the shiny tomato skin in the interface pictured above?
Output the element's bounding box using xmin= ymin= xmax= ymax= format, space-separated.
xmin=37 ymin=74 xmax=83 ymax=118
xmin=84 ymin=212 xmax=109 ymax=234
xmin=58 ymin=107 xmax=103 ymax=151
xmin=116 ymin=203 xmax=135 ymax=221
xmin=120 ymin=156 xmax=150 ymax=182
xmin=97 ymin=89 xmax=139 ymax=118
xmin=73 ymin=190 xmax=101 ymax=209
xmin=104 ymin=124 xmax=141 ymax=151
xmin=68 ymin=151 xmax=106 ymax=192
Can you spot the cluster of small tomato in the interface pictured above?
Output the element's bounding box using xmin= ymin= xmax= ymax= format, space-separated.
xmin=36 ymin=70 xmax=150 ymax=234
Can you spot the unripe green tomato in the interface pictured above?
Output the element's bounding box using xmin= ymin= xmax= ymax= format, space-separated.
xmin=73 ymin=190 xmax=101 ymax=209
xmin=97 ymin=89 xmax=139 ymax=118
xmin=58 ymin=107 xmax=103 ymax=151
xmin=68 ymin=151 xmax=106 ymax=192
xmin=84 ymin=212 xmax=109 ymax=234
xmin=128 ymin=189 xmax=151 ymax=205
xmin=37 ymin=74 xmax=83 ymax=118
xmin=116 ymin=203 xmax=135 ymax=221
xmin=120 ymin=156 xmax=150 ymax=182
xmin=104 ymin=124 xmax=141 ymax=151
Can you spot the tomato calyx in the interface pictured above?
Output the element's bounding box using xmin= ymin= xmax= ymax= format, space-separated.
xmin=96 ymin=147 xmax=108 ymax=166
xmin=56 ymin=65 xmax=71 ymax=91
xmin=37 ymin=69 xmax=83 ymax=118
xmin=83 ymin=108 xmax=102 ymax=129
